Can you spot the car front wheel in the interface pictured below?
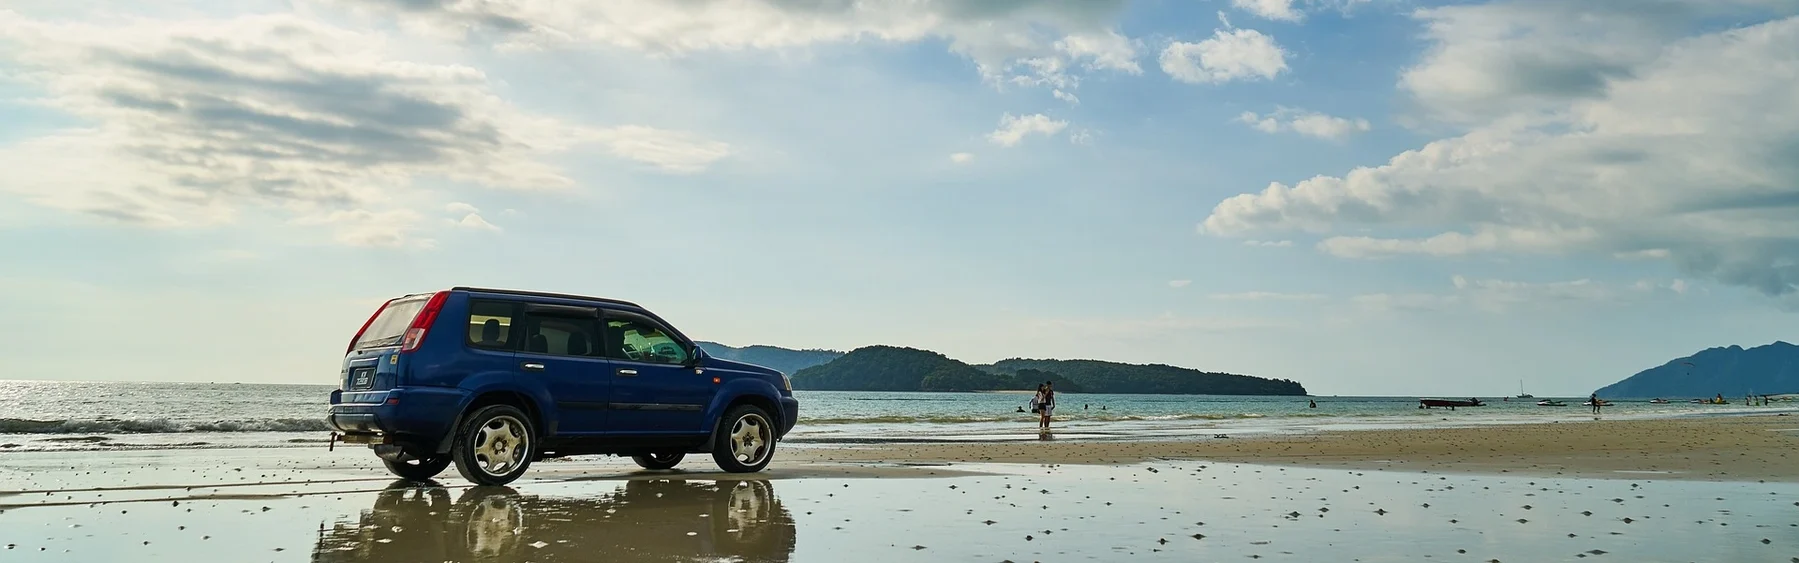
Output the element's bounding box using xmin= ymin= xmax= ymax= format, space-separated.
xmin=712 ymin=405 xmax=776 ymax=473
xmin=452 ymin=405 xmax=536 ymax=486
xmin=632 ymin=452 xmax=685 ymax=470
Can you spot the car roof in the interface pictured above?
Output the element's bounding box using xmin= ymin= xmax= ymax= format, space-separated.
xmin=452 ymin=286 xmax=642 ymax=309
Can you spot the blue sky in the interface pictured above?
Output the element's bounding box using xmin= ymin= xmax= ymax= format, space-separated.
xmin=1 ymin=0 xmax=1796 ymax=395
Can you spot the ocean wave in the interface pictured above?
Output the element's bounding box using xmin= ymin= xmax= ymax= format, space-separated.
xmin=0 ymin=417 xmax=331 ymax=434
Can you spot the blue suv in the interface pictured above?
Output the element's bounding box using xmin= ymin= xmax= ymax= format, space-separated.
xmin=326 ymin=287 xmax=799 ymax=485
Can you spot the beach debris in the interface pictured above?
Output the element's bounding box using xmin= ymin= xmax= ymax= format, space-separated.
xmin=1192 ymin=534 xmax=1205 ymax=540
xmin=911 ymin=545 xmax=926 ymax=550
xmin=1374 ymin=509 xmax=1387 ymax=515
xmin=530 ymin=541 xmax=549 ymax=548
xmin=1587 ymin=549 xmax=1608 ymax=555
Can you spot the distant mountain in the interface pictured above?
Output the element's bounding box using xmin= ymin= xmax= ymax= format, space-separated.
xmin=695 ymin=341 xmax=843 ymax=375
xmin=987 ymin=358 xmax=1307 ymax=396
xmin=789 ymin=345 xmax=1303 ymax=395
xmin=788 ymin=346 xmax=1028 ymax=392
xmin=1595 ymin=341 xmax=1799 ymax=398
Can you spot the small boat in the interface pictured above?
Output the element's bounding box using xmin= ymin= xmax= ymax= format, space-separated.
xmin=1420 ymin=398 xmax=1483 ymax=409
xmin=1515 ymin=380 xmax=1533 ymax=399
xmin=1536 ymin=399 xmax=1566 ymax=406
xmin=1648 ymin=398 xmax=1670 ymax=404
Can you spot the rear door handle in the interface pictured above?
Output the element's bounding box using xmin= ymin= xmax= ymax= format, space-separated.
xmin=616 ymin=368 xmax=638 ymax=377
xmin=522 ymin=362 xmax=545 ymax=371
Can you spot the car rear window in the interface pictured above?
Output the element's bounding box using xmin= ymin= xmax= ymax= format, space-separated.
xmin=353 ymin=296 xmax=428 ymax=350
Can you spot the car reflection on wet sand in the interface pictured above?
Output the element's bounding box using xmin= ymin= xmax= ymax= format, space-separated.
xmin=312 ymin=478 xmax=796 ymax=562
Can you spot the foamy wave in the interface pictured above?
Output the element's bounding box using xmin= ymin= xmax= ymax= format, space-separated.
xmin=0 ymin=417 xmax=331 ymax=434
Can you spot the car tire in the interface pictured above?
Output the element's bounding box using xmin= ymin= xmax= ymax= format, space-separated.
xmin=382 ymin=455 xmax=452 ymax=481
xmin=451 ymin=404 xmax=536 ymax=486
xmin=632 ymin=452 xmax=685 ymax=470
xmin=712 ymin=404 xmax=777 ymax=473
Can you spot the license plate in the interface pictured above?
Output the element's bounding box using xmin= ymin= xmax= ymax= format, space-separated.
xmin=352 ymin=370 xmax=372 ymax=388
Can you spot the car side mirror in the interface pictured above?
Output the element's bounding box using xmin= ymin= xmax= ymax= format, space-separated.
xmin=684 ymin=346 xmax=705 ymax=368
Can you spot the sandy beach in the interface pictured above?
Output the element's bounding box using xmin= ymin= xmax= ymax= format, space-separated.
xmin=3 ymin=415 xmax=1796 ymax=562
xmin=789 ymin=414 xmax=1799 ymax=482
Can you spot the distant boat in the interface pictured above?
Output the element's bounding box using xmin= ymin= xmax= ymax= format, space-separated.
xmin=1536 ymin=399 xmax=1566 ymax=406
xmin=1648 ymin=398 xmax=1670 ymax=404
xmin=1516 ymin=380 xmax=1533 ymax=399
xmin=1420 ymin=398 xmax=1483 ymax=409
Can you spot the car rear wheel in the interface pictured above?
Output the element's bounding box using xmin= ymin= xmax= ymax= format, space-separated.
xmin=452 ymin=405 xmax=536 ymax=486
xmin=632 ymin=452 xmax=685 ymax=470
xmin=712 ymin=405 xmax=776 ymax=473
xmin=383 ymin=454 xmax=452 ymax=481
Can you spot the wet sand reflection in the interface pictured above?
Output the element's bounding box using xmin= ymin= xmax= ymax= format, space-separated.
xmin=312 ymin=479 xmax=795 ymax=562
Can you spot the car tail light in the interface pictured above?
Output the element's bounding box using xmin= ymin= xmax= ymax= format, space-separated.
xmin=399 ymin=290 xmax=451 ymax=353
xmin=347 ymin=299 xmax=395 ymax=355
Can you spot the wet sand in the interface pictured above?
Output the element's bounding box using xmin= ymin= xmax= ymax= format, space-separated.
xmin=3 ymin=416 xmax=1797 ymax=562
xmin=790 ymin=415 xmax=1799 ymax=482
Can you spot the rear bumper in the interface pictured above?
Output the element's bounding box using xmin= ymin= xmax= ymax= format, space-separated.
xmin=326 ymin=387 xmax=469 ymax=450
xmin=778 ymin=396 xmax=799 ymax=438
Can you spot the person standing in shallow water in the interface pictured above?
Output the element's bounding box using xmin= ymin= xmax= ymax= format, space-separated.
xmin=1038 ymin=381 xmax=1057 ymax=433
xmin=1590 ymin=393 xmax=1602 ymax=414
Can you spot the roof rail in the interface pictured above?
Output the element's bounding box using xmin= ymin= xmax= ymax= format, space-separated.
xmin=451 ymin=286 xmax=641 ymax=308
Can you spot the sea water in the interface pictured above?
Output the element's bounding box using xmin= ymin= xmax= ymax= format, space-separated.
xmin=0 ymin=380 xmax=1785 ymax=452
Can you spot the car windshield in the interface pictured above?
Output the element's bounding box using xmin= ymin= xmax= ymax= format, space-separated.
xmin=353 ymin=296 xmax=428 ymax=350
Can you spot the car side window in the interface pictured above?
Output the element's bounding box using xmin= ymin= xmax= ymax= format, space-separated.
xmin=520 ymin=308 xmax=602 ymax=358
xmin=603 ymin=313 xmax=690 ymax=365
xmin=466 ymin=300 xmax=518 ymax=350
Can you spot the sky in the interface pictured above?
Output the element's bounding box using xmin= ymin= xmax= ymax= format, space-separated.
xmin=1 ymin=0 xmax=1796 ymax=396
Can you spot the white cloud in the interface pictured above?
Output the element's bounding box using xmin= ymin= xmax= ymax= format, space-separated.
xmin=987 ymin=113 xmax=1068 ymax=147
xmin=1160 ymin=28 xmax=1288 ymax=84
xmin=1233 ymin=0 xmax=1301 ymax=22
xmin=1210 ymin=291 xmax=1328 ymax=301
xmin=1237 ymin=108 xmax=1371 ymax=140
xmin=1027 ymin=312 xmax=1294 ymax=338
xmin=1203 ymin=11 xmax=1799 ymax=303
xmin=443 ymin=202 xmax=500 ymax=232
xmin=1054 ymin=31 xmax=1143 ymax=74
xmin=1168 ymin=280 xmax=1192 ymax=288
xmin=332 ymin=0 xmax=1140 ymax=97
xmin=1244 ymin=239 xmax=1294 ymax=247
xmin=292 ymin=209 xmax=432 ymax=248
xmin=1231 ymin=0 xmax=1376 ymax=23
xmin=590 ymin=126 xmax=731 ymax=174
xmin=0 ymin=12 xmax=727 ymax=245
xmin=949 ymin=152 xmax=975 ymax=164
xmin=1356 ymin=275 xmax=1691 ymax=314
xmin=1068 ymin=129 xmax=1094 ymax=145
xmin=453 ymin=212 xmax=501 ymax=232
xmin=1399 ymin=1 xmax=1798 ymax=123
xmin=1052 ymin=89 xmax=1080 ymax=104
